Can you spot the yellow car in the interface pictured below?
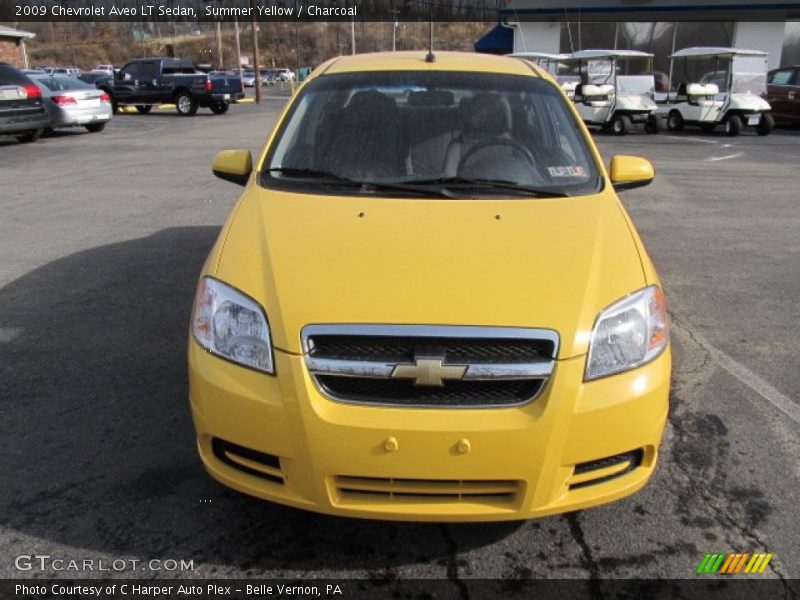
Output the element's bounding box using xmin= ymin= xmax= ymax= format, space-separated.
xmin=189 ymin=51 xmax=670 ymax=522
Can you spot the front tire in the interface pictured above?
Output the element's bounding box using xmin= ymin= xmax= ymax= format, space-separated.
xmin=175 ymin=92 xmax=198 ymax=116
xmin=611 ymin=114 xmax=631 ymax=135
xmin=757 ymin=113 xmax=774 ymax=136
xmin=725 ymin=114 xmax=742 ymax=137
xmin=210 ymin=101 xmax=229 ymax=115
xmin=86 ymin=123 xmax=106 ymax=133
xmin=667 ymin=111 xmax=684 ymax=131
xmin=16 ymin=129 xmax=42 ymax=143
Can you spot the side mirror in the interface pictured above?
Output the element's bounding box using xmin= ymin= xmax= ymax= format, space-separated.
xmin=609 ymin=155 xmax=654 ymax=191
xmin=212 ymin=149 xmax=252 ymax=186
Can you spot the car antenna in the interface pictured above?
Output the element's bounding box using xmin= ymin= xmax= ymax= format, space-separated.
xmin=425 ymin=11 xmax=436 ymax=63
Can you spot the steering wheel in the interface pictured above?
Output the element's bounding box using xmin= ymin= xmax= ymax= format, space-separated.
xmin=457 ymin=138 xmax=539 ymax=177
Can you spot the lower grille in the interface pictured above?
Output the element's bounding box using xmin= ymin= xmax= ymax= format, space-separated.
xmin=568 ymin=449 xmax=643 ymax=490
xmin=335 ymin=475 xmax=520 ymax=504
xmin=317 ymin=375 xmax=543 ymax=407
xmin=211 ymin=438 xmax=284 ymax=485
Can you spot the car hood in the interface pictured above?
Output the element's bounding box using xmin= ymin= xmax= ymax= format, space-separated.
xmin=213 ymin=188 xmax=646 ymax=359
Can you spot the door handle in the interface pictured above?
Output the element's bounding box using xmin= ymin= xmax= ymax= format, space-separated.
xmin=789 ymin=91 xmax=796 ymax=100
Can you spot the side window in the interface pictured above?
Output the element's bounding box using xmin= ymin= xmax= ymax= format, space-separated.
xmin=121 ymin=63 xmax=141 ymax=80
xmin=792 ymin=70 xmax=800 ymax=86
xmin=769 ymin=70 xmax=793 ymax=85
xmin=139 ymin=62 xmax=157 ymax=80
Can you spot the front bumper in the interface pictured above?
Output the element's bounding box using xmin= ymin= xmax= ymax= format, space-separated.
xmin=189 ymin=340 xmax=670 ymax=522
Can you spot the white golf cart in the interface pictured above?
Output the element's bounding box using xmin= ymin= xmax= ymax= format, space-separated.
xmin=563 ymin=49 xmax=660 ymax=135
xmin=659 ymin=47 xmax=773 ymax=136
xmin=508 ymin=52 xmax=581 ymax=98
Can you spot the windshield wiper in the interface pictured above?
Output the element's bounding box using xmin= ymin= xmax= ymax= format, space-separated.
xmin=264 ymin=167 xmax=353 ymax=182
xmin=402 ymin=177 xmax=570 ymax=198
xmin=264 ymin=168 xmax=455 ymax=198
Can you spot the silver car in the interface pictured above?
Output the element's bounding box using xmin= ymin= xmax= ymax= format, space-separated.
xmin=30 ymin=75 xmax=112 ymax=133
xmin=241 ymin=71 xmax=256 ymax=87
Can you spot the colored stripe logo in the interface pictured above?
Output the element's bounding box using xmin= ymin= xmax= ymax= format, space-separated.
xmin=696 ymin=552 xmax=773 ymax=574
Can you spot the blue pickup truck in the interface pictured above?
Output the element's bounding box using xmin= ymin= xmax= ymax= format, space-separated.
xmin=101 ymin=57 xmax=244 ymax=116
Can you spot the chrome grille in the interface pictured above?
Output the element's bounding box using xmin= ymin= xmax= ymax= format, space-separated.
xmin=302 ymin=325 xmax=558 ymax=408
xmin=308 ymin=334 xmax=554 ymax=364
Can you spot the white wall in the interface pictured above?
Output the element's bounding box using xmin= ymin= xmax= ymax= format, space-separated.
xmin=513 ymin=22 xmax=562 ymax=54
xmin=733 ymin=22 xmax=786 ymax=69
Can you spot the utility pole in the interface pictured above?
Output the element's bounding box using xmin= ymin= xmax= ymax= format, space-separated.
xmin=350 ymin=17 xmax=356 ymax=54
xmin=390 ymin=0 xmax=398 ymax=51
xmin=215 ymin=21 xmax=224 ymax=69
xmin=250 ymin=0 xmax=261 ymax=103
xmin=234 ymin=17 xmax=242 ymax=77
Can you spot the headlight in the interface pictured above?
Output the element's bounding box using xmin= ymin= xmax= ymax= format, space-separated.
xmin=191 ymin=277 xmax=274 ymax=374
xmin=585 ymin=285 xmax=668 ymax=381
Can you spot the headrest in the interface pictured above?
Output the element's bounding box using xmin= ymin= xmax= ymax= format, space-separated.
xmin=463 ymin=93 xmax=512 ymax=134
xmin=345 ymin=90 xmax=397 ymax=114
xmin=581 ymin=84 xmax=614 ymax=97
xmin=687 ymin=83 xmax=719 ymax=96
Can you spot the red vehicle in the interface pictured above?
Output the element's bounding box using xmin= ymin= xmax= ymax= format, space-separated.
xmin=766 ymin=66 xmax=800 ymax=125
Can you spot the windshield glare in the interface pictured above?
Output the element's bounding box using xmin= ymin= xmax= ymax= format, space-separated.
xmin=263 ymin=71 xmax=600 ymax=197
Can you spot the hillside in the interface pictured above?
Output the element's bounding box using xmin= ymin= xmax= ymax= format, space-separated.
xmin=7 ymin=21 xmax=491 ymax=69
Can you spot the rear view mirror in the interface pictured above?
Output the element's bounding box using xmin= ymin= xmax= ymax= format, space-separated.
xmin=212 ymin=149 xmax=252 ymax=186
xmin=609 ymin=155 xmax=654 ymax=191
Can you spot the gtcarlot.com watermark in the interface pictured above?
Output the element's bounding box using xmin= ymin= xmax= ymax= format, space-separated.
xmin=15 ymin=554 xmax=194 ymax=573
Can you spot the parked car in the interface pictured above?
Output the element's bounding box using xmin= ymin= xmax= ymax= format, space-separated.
xmin=241 ymin=70 xmax=256 ymax=87
xmin=78 ymin=71 xmax=112 ymax=86
xmin=0 ymin=62 xmax=50 ymax=143
xmin=47 ymin=67 xmax=82 ymax=77
xmin=766 ymin=65 xmax=800 ymax=125
xmin=189 ymin=51 xmax=670 ymax=522
xmin=29 ymin=74 xmax=112 ymax=133
xmin=274 ymin=67 xmax=295 ymax=82
xmin=93 ymin=64 xmax=116 ymax=76
xmin=101 ymin=57 xmax=243 ymax=116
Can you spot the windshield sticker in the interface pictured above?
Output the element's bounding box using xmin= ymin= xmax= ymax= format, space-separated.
xmin=548 ymin=165 xmax=588 ymax=178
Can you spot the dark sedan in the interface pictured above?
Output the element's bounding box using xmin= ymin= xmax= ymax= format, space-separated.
xmin=766 ymin=66 xmax=800 ymax=125
xmin=0 ymin=62 xmax=50 ymax=144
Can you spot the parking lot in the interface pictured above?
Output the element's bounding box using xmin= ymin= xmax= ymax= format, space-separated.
xmin=1 ymin=92 xmax=799 ymax=586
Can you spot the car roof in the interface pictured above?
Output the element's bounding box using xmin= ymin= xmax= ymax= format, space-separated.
xmin=318 ymin=51 xmax=540 ymax=78
xmin=670 ymin=46 xmax=768 ymax=59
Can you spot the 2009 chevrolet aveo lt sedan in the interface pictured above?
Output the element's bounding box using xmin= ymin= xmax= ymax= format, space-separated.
xmin=189 ymin=51 xmax=670 ymax=522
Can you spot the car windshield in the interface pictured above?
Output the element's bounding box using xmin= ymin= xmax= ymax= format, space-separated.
xmin=262 ymin=71 xmax=600 ymax=198
xmin=36 ymin=76 xmax=93 ymax=91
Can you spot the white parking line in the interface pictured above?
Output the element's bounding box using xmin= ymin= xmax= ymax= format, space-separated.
xmin=707 ymin=152 xmax=744 ymax=162
xmin=672 ymin=321 xmax=800 ymax=426
xmin=681 ymin=136 xmax=721 ymax=145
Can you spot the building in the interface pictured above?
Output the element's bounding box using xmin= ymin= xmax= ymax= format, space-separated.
xmin=0 ymin=25 xmax=35 ymax=68
xmin=476 ymin=0 xmax=800 ymax=70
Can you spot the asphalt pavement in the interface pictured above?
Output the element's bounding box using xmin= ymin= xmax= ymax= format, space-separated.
xmin=1 ymin=94 xmax=798 ymax=589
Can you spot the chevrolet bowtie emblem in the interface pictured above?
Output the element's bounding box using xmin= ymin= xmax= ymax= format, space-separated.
xmin=391 ymin=357 xmax=467 ymax=387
